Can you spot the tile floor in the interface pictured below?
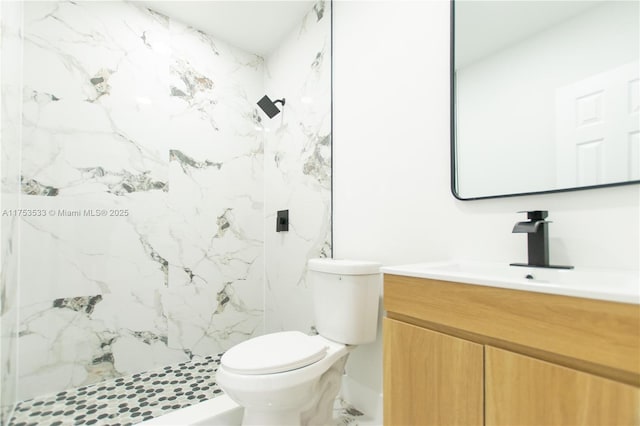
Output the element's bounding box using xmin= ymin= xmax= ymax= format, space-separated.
xmin=9 ymin=354 xmax=223 ymax=426
xmin=334 ymin=398 xmax=371 ymax=426
xmin=8 ymin=353 xmax=369 ymax=426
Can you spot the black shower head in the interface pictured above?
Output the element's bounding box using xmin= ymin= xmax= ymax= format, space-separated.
xmin=257 ymin=95 xmax=285 ymax=118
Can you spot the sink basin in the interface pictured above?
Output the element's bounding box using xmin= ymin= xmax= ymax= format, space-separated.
xmin=381 ymin=261 xmax=640 ymax=304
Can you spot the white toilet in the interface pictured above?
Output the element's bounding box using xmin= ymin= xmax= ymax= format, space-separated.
xmin=216 ymin=258 xmax=381 ymax=426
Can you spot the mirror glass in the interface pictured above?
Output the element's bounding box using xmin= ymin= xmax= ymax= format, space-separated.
xmin=452 ymin=0 xmax=640 ymax=199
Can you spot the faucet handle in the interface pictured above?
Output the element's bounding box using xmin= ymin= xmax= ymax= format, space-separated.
xmin=517 ymin=210 xmax=548 ymax=220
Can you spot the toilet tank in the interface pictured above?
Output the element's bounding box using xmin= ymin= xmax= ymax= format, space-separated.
xmin=308 ymin=258 xmax=382 ymax=345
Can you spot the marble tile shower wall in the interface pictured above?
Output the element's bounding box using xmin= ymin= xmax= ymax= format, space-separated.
xmin=1 ymin=1 xmax=24 ymax=422
xmin=264 ymin=1 xmax=331 ymax=334
xmin=13 ymin=1 xmax=268 ymax=401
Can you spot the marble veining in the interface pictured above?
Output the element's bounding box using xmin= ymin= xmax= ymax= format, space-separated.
xmin=87 ymin=68 xmax=113 ymax=102
xmin=170 ymin=150 xmax=222 ymax=174
xmin=2 ymin=2 xmax=27 ymax=419
xmin=20 ymin=168 xmax=168 ymax=197
xmin=169 ymin=58 xmax=219 ymax=131
xmin=264 ymin=0 xmax=332 ymax=334
xmin=303 ymin=134 xmax=331 ymax=186
xmin=311 ymin=48 xmax=325 ymax=73
xmin=314 ymin=1 xmax=326 ymax=21
xmin=3 ymin=0 xmax=331 ymax=415
xmin=13 ymin=0 xmax=268 ymax=401
xmin=52 ymin=295 xmax=103 ymax=314
xmin=139 ymin=235 xmax=169 ymax=286
xmin=21 ymin=176 xmax=59 ymax=196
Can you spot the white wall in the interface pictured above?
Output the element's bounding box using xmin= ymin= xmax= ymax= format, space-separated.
xmin=333 ymin=0 xmax=639 ymax=395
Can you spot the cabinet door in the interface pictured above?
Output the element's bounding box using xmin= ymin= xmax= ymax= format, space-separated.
xmin=383 ymin=317 xmax=483 ymax=425
xmin=486 ymin=346 xmax=640 ymax=425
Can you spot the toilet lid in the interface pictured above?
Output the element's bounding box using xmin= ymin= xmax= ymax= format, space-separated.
xmin=221 ymin=331 xmax=328 ymax=375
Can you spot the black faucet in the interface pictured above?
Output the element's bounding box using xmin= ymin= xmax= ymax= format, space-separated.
xmin=510 ymin=210 xmax=573 ymax=269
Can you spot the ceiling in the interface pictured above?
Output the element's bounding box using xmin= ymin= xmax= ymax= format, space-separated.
xmin=136 ymin=1 xmax=316 ymax=56
xmin=455 ymin=1 xmax=603 ymax=68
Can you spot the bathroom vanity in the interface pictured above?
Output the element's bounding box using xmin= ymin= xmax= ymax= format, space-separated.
xmin=381 ymin=263 xmax=640 ymax=425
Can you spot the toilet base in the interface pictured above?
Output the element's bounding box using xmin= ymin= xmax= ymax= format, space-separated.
xmin=240 ymin=355 xmax=349 ymax=426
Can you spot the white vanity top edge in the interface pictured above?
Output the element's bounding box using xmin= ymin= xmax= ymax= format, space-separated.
xmin=381 ymin=261 xmax=640 ymax=305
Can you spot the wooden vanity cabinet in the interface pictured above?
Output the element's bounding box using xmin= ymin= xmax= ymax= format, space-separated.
xmin=383 ymin=273 xmax=640 ymax=426
xmin=485 ymin=346 xmax=640 ymax=425
xmin=383 ymin=318 xmax=483 ymax=425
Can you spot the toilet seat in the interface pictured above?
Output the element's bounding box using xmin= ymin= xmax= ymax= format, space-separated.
xmin=221 ymin=331 xmax=328 ymax=375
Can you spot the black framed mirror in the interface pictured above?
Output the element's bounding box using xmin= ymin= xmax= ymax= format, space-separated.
xmin=451 ymin=0 xmax=640 ymax=200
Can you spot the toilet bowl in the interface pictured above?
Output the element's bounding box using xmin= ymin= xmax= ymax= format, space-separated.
xmin=216 ymin=258 xmax=381 ymax=426
xmin=217 ymin=332 xmax=351 ymax=425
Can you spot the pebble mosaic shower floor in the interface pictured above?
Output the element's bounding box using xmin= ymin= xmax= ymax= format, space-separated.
xmin=9 ymin=354 xmax=223 ymax=426
xmin=8 ymin=353 xmax=368 ymax=426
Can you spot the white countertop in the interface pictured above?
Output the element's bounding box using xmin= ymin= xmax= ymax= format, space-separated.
xmin=381 ymin=261 xmax=640 ymax=305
